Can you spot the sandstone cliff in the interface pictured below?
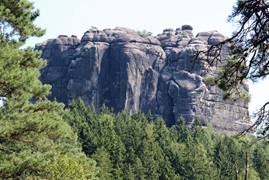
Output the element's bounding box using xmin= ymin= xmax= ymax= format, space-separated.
xmin=36 ymin=25 xmax=250 ymax=135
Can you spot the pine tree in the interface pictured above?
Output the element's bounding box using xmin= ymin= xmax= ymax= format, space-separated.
xmin=125 ymin=163 xmax=135 ymax=180
xmin=67 ymin=99 xmax=103 ymax=156
xmin=170 ymin=116 xmax=192 ymax=143
xmin=213 ymin=135 xmax=246 ymax=180
xmin=0 ymin=0 xmax=45 ymax=42
xmin=91 ymin=146 xmax=114 ymax=180
xmin=0 ymin=1 xmax=98 ymax=178
xmin=140 ymin=136 xmax=159 ymax=179
xmin=133 ymin=157 xmax=145 ymax=180
xmin=252 ymin=142 xmax=269 ymax=179
xmin=214 ymin=137 xmax=237 ymax=179
xmin=181 ymin=139 xmax=217 ymax=179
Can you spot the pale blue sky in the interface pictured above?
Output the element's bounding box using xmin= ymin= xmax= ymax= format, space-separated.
xmin=27 ymin=0 xmax=235 ymax=43
xmin=26 ymin=0 xmax=268 ymax=115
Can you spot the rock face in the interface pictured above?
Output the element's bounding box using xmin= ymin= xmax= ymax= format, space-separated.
xmin=36 ymin=26 xmax=250 ymax=135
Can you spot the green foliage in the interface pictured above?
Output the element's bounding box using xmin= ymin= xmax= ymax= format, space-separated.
xmin=0 ymin=45 xmax=99 ymax=179
xmin=252 ymin=142 xmax=269 ymax=179
xmin=213 ymin=57 xmax=250 ymax=102
xmin=182 ymin=30 xmax=189 ymax=37
xmin=204 ymin=75 xmax=215 ymax=86
xmin=0 ymin=44 xmax=46 ymax=94
xmin=92 ymin=146 xmax=113 ymax=180
xmin=0 ymin=0 xmax=45 ymax=42
xmin=66 ymin=99 xmax=269 ymax=179
xmin=214 ymin=136 xmax=241 ymax=179
xmin=166 ymin=32 xmax=173 ymax=38
xmin=170 ymin=116 xmax=191 ymax=143
xmin=43 ymin=154 xmax=98 ymax=180
xmin=0 ymin=1 xmax=98 ymax=179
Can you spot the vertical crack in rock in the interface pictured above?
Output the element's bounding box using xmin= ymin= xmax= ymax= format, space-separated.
xmin=37 ymin=26 xmax=251 ymax=135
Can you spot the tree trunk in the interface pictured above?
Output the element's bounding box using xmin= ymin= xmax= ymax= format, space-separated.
xmin=235 ymin=164 xmax=239 ymax=180
xmin=245 ymin=150 xmax=249 ymax=180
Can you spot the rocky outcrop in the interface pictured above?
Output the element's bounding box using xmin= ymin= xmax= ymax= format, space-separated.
xmin=36 ymin=25 xmax=250 ymax=135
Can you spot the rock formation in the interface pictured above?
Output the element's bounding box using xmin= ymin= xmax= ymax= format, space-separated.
xmin=36 ymin=25 xmax=250 ymax=135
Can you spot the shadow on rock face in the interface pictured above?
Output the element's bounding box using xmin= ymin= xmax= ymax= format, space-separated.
xmin=37 ymin=26 xmax=250 ymax=135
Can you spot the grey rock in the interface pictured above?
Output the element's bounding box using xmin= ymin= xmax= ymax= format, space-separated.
xmin=163 ymin=28 xmax=174 ymax=33
xmin=189 ymin=38 xmax=206 ymax=45
xmin=37 ymin=26 xmax=251 ymax=135
xmin=37 ymin=35 xmax=80 ymax=104
xmin=182 ymin=24 xmax=193 ymax=30
xmin=81 ymin=30 xmax=109 ymax=43
xmin=175 ymin=28 xmax=182 ymax=35
xmin=196 ymin=31 xmax=211 ymax=44
xmin=208 ymin=31 xmax=227 ymax=45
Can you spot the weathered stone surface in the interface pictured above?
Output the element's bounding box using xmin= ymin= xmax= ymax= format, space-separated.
xmin=36 ymin=35 xmax=80 ymax=103
xmin=37 ymin=26 xmax=250 ymax=135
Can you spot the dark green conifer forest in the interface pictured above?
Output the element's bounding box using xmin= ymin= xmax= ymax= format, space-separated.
xmin=1 ymin=0 xmax=269 ymax=179
xmin=64 ymin=99 xmax=269 ymax=180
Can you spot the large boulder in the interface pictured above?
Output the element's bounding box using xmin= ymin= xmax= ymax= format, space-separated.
xmin=36 ymin=26 xmax=250 ymax=135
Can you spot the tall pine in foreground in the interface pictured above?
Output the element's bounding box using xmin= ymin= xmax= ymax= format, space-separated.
xmin=0 ymin=0 xmax=98 ymax=179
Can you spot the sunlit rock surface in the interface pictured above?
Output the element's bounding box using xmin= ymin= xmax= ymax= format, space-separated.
xmin=36 ymin=25 xmax=250 ymax=135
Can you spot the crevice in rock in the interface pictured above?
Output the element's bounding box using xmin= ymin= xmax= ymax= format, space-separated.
xmin=36 ymin=26 xmax=251 ymax=134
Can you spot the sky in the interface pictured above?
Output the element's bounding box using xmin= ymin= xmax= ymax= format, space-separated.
xmin=26 ymin=0 xmax=269 ymax=115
